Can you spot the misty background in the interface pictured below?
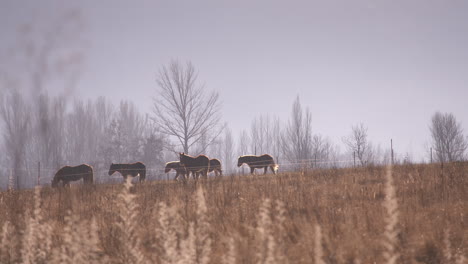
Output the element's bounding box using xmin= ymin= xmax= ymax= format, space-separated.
xmin=1 ymin=0 xmax=467 ymax=188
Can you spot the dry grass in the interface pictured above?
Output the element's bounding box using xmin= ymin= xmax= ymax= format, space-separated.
xmin=0 ymin=163 xmax=467 ymax=263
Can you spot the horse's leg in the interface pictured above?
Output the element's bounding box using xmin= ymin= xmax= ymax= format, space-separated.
xmin=250 ymin=167 xmax=255 ymax=175
xmin=264 ymin=166 xmax=268 ymax=174
xmin=174 ymin=172 xmax=179 ymax=181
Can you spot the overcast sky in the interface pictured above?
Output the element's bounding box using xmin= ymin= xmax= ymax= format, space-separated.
xmin=1 ymin=0 xmax=468 ymax=161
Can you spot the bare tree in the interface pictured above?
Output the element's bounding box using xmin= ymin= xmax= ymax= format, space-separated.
xmin=311 ymin=134 xmax=334 ymax=168
xmin=249 ymin=114 xmax=282 ymax=164
xmin=430 ymin=112 xmax=467 ymax=163
xmin=222 ymin=127 xmax=235 ymax=173
xmin=152 ymin=60 xmax=223 ymax=154
xmin=343 ymin=123 xmax=373 ymax=166
xmin=0 ymin=90 xmax=31 ymax=188
xmin=281 ymin=96 xmax=312 ymax=169
xmin=0 ymin=9 xmax=85 ymax=188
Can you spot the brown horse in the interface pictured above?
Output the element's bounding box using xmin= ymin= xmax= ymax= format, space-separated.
xmin=237 ymin=154 xmax=279 ymax=175
xmin=179 ymin=152 xmax=210 ymax=179
xmin=52 ymin=164 xmax=94 ymax=187
xmin=109 ymin=162 xmax=146 ymax=182
xmin=193 ymin=158 xmax=223 ymax=178
xmin=165 ymin=161 xmax=188 ymax=180
xmin=208 ymin=158 xmax=222 ymax=176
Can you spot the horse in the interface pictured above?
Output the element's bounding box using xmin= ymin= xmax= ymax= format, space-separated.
xmin=193 ymin=158 xmax=223 ymax=178
xmin=52 ymin=164 xmax=94 ymax=187
xmin=179 ymin=152 xmax=210 ymax=179
xmin=108 ymin=162 xmax=146 ymax=182
xmin=208 ymin=158 xmax=222 ymax=177
xmin=165 ymin=161 xmax=188 ymax=180
xmin=237 ymin=154 xmax=279 ymax=175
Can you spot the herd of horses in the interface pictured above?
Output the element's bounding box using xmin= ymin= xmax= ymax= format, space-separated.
xmin=51 ymin=153 xmax=279 ymax=187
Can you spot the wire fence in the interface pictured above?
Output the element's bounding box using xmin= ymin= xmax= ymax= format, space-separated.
xmin=0 ymin=154 xmax=415 ymax=191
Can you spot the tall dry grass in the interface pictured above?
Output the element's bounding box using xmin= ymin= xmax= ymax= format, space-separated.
xmin=0 ymin=163 xmax=466 ymax=263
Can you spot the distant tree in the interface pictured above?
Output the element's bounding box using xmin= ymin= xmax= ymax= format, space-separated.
xmin=342 ymin=123 xmax=373 ymax=166
xmin=249 ymin=114 xmax=281 ymax=157
xmin=0 ymin=90 xmax=31 ymax=188
xmin=311 ymin=134 xmax=334 ymax=168
xmin=0 ymin=9 xmax=85 ymax=188
xmin=281 ymin=96 xmax=312 ymax=168
xmin=429 ymin=112 xmax=467 ymax=163
xmin=140 ymin=123 xmax=166 ymax=179
xmin=152 ymin=60 xmax=223 ymax=154
xmin=222 ymin=127 xmax=235 ymax=173
xmin=238 ymin=130 xmax=250 ymax=156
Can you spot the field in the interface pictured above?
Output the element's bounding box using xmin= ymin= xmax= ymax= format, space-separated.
xmin=0 ymin=163 xmax=467 ymax=263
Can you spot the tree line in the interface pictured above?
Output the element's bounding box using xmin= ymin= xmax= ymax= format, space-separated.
xmin=1 ymin=12 xmax=467 ymax=189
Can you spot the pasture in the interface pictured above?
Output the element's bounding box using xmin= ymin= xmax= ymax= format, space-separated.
xmin=0 ymin=163 xmax=467 ymax=263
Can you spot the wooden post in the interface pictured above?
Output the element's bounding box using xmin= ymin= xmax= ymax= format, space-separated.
xmin=430 ymin=148 xmax=433 ymax=163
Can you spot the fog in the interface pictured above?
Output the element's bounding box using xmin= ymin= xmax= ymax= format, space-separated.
xmin=1 ymin=0 xmax=468 ymax=188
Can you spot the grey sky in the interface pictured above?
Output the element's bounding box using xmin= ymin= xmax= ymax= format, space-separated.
xmin=2 ymin=0 xmax=468 ymax=161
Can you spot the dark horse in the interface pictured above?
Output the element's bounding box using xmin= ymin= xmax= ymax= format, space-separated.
xmin=165 ymin=161 xmax=188 ymax=180
xmin=52 ymin=164 xmax=94 ymax=187
xmin=237 ymin=154 xmax=279 ymax=175
xmin=208 ymin=158 xmax=223 ymax=177
xmin=179 ymin=153 xmax=210 ymax=179
xmin=108 ymin=162 xmax=146 ymax=182
xmin=193 ymin=158 xmax=223 ymax=178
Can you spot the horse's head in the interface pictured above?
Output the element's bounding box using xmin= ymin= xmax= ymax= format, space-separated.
xmin=179 ymin=153 xmax=186 ymax=166
xmin=51 ymin=178 xmax=59 ymax=188
xmin=108 ymin=163 xmax=116 ymax=176
xmin=237 ymin=156 xmax=244 ymax=167
xmin=51 ymin=171 xmax=62 ymax=187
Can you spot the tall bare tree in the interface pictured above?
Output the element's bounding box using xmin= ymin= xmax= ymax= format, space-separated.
xmin=430 ymin=112 xmax=467 ymax=162
xmin=343 ymin=123 xmax=373 ymax=166
xmin=0 ymin=89 xmax=31 ymax=188
xmin=0 ymin=9 xmax=85 ymax=188
xmin=281 ymin=96 xmax=312 ymax=168
xmin=222 ymin=127 xmax=235 ymax=173
xmin=152 ymin=60 xmax=223 ymax=154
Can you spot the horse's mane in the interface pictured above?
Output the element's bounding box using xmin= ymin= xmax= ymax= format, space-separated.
xmin=180 ymin=153 xmax=209 ymax=159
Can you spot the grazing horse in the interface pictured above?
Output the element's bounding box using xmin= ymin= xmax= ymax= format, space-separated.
xmin=237 ymin=154 xmax=279 ymax=175
xmin=208 ymin=158 xmax=223 ymax=177
xmin=108 ymin=162 xmax=146 ymax=182
xmin=52 ymin=164 xmax=94 ymax=187
xmin=179 ymin=152 xmax=210 ymax=179
xmin=165 ymin=161 xmax=188 ymax=180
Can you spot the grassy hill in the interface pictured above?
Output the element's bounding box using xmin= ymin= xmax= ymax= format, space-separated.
xmin=0 ymin=163 xmax=467 ymax=263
